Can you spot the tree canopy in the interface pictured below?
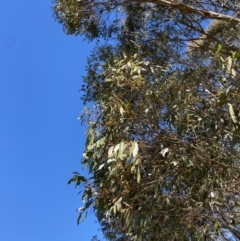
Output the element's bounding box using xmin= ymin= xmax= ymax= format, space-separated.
xmin=52 ymin=1 xmax=240 ymax=240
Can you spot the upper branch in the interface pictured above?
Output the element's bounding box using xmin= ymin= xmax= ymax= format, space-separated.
xmin=136 ymin=0 xmax=240 ymax=23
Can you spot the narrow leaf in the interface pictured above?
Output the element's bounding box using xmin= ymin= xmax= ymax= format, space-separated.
xmin=132 ymin=141 xmax=139 ymax=157
xmin=114 ymin=143 xmax=120 ymax=153
xmin=231 ymin=68 xmax=236 ymax=76
xmin=228 ymin=103 xmax=237 ymax=123
xmin=131 ymin=165 xmax=136 ymax=173
xmin=105 ymin=78 xmax=112 ymax=82
xmin=98 ymin=163 xmax=105 ymax=170
xmin=137 ymin=165 xmax=141 ymax=183
xmin=216 ymin=43 xmax=222 ymax=53
xmin=119 ymin=141 xmax=125 ymax=160
xmin=116 ymin=202 xmax=122 ymax=211
xmin=108 ymin=146 xmax=114 ymax=157
xmin=227 ymin=56 xmax=232 ymax=71
xmin=107 ymin=158 xmax=115 ymax=163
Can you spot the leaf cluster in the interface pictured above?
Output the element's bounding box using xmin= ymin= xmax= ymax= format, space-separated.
xmin=74 ymin=48 xmax=240 ymax=240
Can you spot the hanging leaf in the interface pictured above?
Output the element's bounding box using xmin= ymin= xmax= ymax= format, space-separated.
xmin=225 ymin=85 xmax=232 ymax=94
xmin=116 ymin=202 xmax=122 ymax=211
xmin=227 ymin=56 xmax=232 ymax=72
xmin=131 ymin=141 xmax=139 ymax=157
xmin=118 ymin=141 xmax=125 ymax=160
xmin=108 ymin=146 xmax=114 ymax=157
xmin=137 ymin=165 xmax=141 ymax=183
xmin=114 ymin=143 xmax=120 ymax=153
xmin=131 ymin=164 xmax=136 ymax=173
xmin=120 ymin=106 xmax=124 ymax=116
xmin=228 ymin=103 xmax=237 ymax=123
xmin=116 ymin=196 xmax=123 ymax=203
xmin=231 ymin=68 xmax=236 ymax=76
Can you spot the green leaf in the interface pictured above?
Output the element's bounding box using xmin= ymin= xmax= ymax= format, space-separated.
xmin=216 ymin=43 xmax=222 ymax=53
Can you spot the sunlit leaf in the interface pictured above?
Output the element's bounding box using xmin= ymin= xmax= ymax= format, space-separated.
xmin=131 ymin=141 xmax=139 ymax=157
xmin=137 ymin=165 xmax=141 ymax=183
xmin=118 ymin=141 xmax=125 ymax=160
xmin=227 ymin=56 xmax=232 ymax=71
xmin=119 ymin=106 xmax=124 ymax=116
xmin=107 ymin=158 xmax=115 ymax=163
xmin=114 ymin=143 xmax=120 ymax=153
xmin=228 ymin=103 xmax=237 ymax=123
xmin=161 ymin=148 xmax=169 ymax=157
xmin=98 ymin=163 xmax=105 ymax=170
xmin=108 ymin=146 xmax=114 ymax=157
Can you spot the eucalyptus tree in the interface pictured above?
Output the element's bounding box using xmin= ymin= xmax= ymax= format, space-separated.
xmin=52 ymin=0 xmax=240 ymax=240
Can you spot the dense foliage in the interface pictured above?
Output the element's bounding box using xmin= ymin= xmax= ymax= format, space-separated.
xmin=52 ymin=1 xmax=240 ymax=240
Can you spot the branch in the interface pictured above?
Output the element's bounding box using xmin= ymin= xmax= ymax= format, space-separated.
xmin=136 ymin=0 xmax=240 ymax=24
xmin=207 ymin=215 xmax=240 ymax=240
xmin=221 ymin=221 xmax=240 ymax=240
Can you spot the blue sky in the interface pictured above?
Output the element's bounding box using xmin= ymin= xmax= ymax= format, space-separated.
xmin=0 ymin=1 xmax=101 ymax=240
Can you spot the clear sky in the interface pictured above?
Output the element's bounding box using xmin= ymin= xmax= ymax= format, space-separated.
xmin=0 ymin=1 xmax=101 ymax=240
